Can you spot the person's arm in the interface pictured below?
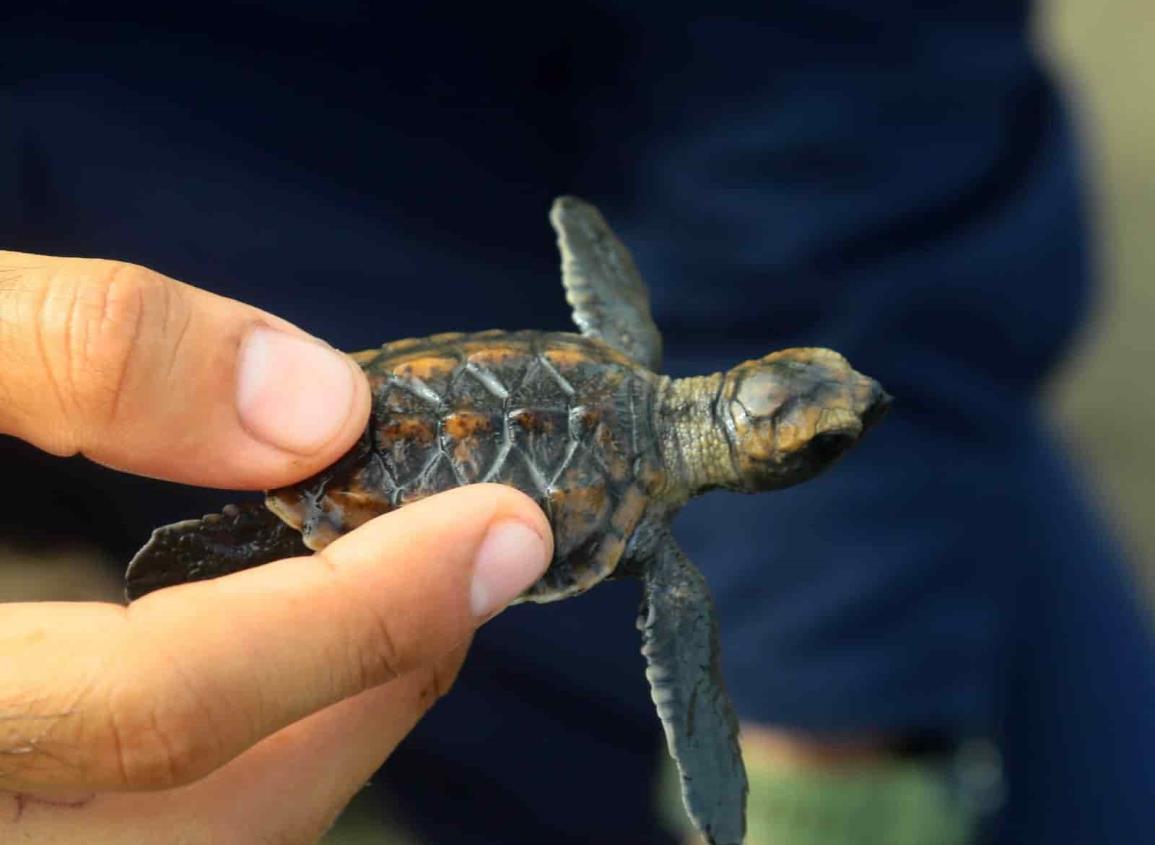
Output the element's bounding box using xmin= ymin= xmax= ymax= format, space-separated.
xmin=0 ymin=252 xmax=551 ymax=844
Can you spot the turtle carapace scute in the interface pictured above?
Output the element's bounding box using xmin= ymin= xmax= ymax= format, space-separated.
xmin=126 ymin=196 xmax=890 ymax=845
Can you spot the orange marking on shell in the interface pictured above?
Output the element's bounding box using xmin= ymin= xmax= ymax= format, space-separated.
xmin=574 ymin=484 xmax=648 ymax=592
xmin=379 ymin=416 xmax=438 ymax=445
xmin=373 ymin=337 xmax=425 ymax=359
xmin=609 ymin=485 xmax=648 ymax=539
xmin=543 ymin=346 xmax=592 ymax=370
xmin=466 ymin=346 xmax=523 ymax=368
xmin=549 ymin=483 xmax=610 ymax=555
xmin=452 ymin=439 xmax=479 ymax=468
xmin=393 ymin=356 xmax=458 ymax=382
xmin=427 ymin=331 xmax=466 ymax=344
xmin=593 ymin=422 xmax=630 ymax=480
xmin=569 ymin=405 xmax=600 ymax=434
xmin=510 ymin=408 xmax=558 ymax=433
xmin=443 ymin=411 xmax=495 ymax=479
xmin=326 ymin=489 xmax=392 ymax=529
xmin=443 ymin=410 xmax=494 ymax=439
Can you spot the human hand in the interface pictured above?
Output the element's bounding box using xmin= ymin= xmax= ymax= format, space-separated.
xmin=0 ymin=252 xmax=553 ymax=843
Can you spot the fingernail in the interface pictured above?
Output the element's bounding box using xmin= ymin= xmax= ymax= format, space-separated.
xmin=236 ymin=326 xmax=357 ymax=454
xmin=471 ymin=520 xmax=550 ymax=620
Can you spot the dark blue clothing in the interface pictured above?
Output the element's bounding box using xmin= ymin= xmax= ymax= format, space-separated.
xmin=3 ymin=4 xmax=1153 ymax=843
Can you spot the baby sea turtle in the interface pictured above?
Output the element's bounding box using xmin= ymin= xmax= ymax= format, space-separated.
xmin=126 ymin=196 xmax=889 ymax=845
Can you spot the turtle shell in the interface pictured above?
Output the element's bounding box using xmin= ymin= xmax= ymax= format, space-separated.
xmin=267 ymin=330 xmax=666 ymax=602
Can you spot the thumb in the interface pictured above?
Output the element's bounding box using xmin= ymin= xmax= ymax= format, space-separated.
xmin=0 ymin=484 xmax=552 ymax=791
xmin=0 ymin=251 xmax=370 ymax=488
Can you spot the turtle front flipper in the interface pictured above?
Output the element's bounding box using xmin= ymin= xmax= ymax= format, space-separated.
xmin=638 ymin=534 xmax=747 ymax=845
xmin=125 ymin=502 xmax=309 ymax=601
xmin=550 ymin=196 xmax=663 ymax=371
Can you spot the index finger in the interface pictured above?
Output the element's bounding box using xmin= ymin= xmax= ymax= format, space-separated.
xmin=0 ymin=484 xmax=552 ymax=792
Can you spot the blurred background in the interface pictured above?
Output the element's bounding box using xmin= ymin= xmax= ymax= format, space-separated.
xmin=1043 ymin=0 xmax=1155 ymax=603
xmin=316 ymin=2 xmax=1155 ymax=837
xmin=2 ymin=1 xmax=1154 ymax=844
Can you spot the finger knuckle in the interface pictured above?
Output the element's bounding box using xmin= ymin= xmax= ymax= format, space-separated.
xmin=419 ymin=656 xmax=463 ymax=709
xmin=97 ymin=670 xmax=223 ymax=789
xmin=53 ymin=260 xmax=160 ymax=426
xmin=316 ymin=552 xmax=405 ymax=691
xmin=347 ymin=585 xmax=406 ymax=692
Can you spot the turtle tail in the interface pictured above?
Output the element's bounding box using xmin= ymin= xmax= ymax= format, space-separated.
xmin=125 ymin=502 xmax=310 ymax=601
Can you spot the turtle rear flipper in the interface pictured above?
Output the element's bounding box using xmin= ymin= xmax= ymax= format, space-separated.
xmin=550 ymin=196 xmax=663 ymax=371
xmin=639 ymin=535 xmax=747 ymax=845
xmin=125 ymin=502 xmax=309 ymax=601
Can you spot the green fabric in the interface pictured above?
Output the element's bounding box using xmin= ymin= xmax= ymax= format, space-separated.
xmin=659 ymin=754 xmax=978 ymax=845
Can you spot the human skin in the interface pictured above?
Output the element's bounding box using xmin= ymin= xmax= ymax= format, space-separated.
xmin=0 ymin=252 xmax=552 ymax=843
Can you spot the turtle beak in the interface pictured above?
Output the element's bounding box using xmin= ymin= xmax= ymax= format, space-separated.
xmin=861 ymin=383 xmax=892 ymax=433
xmin=806 ymin=382 xmax=889 ymax=465
xmin=812 ymin=378 xmax=890 ymax=445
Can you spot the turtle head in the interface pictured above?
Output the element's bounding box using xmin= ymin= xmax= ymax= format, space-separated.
xmin=720 ymin=348 xmax=890 ymax=492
